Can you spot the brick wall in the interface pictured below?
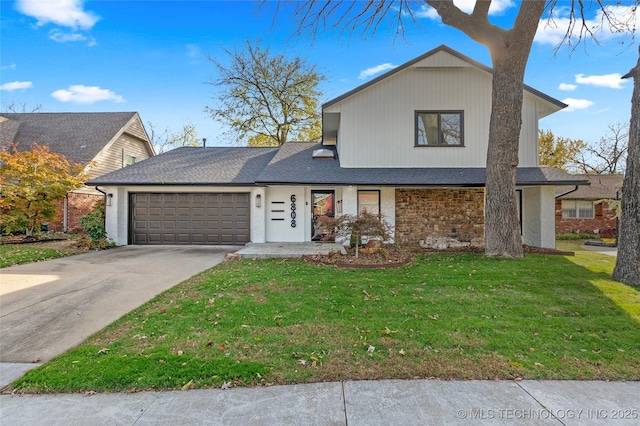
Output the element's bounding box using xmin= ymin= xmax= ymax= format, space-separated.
xmin=48 ymin=192 xmax=103 ymax=233
xmin=395 ymin=188 xmax=485 ymax=243
xmin=555 ymin=199 xmax=617 ymax=235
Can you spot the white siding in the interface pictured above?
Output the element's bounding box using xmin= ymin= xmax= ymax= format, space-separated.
xmin=521 ymin=186 xmax=556 ymax=249
xmin=331 ymin=64 xmax=544 ymax=169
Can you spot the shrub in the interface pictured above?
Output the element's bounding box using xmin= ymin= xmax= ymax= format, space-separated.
xmin=600 ymin=228 xmax=616 ymax=239
xmin=79 ymin=202 xmax=108 ymax=244
xmin=556 ymin=232 xmax=599 ymax=240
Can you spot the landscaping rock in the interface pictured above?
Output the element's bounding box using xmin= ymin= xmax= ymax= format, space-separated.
xmin=224 ymin=253 xmax=241 ymax=263
xmin=420 ymin=236 xmax=472 ymax=250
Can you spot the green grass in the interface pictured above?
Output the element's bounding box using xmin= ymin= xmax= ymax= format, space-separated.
xmin=11 ymin=244 xmax=640 ymax=393
xmin=0 ymin=245 xmax=69 ymax=268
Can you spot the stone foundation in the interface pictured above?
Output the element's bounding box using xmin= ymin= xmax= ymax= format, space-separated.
xmin=395 ymin=188 xmax=485 ymax=243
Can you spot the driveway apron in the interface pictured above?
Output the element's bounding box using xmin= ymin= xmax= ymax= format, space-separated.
xmin=0 ymin=246 xmax=236 ymax=364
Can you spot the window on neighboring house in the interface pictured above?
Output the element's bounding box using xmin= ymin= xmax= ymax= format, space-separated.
xmin=416 ymin=111 xmax=463 ymax=146
xmin=358 ymin=190 xmax=380 ymax=216
xmin=562 ymin=200 xmax=594 ymax=219
xmin=124 ymin=154 xmax=136 ymax=167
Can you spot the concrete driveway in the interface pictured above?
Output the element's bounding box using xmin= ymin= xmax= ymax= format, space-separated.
xmin=0 ymin=245 xmax=236 ymax=364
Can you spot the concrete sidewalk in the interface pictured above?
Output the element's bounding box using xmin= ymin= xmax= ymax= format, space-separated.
xmin=236 ymin=242 xmax=346 ymax=259
xmin=1 ymin=380 xmax=638 ymax=425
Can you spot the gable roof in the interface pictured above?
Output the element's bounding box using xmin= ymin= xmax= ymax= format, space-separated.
xmin=88 ymin=146 xmax=279 ymax=186
xmin=556 ymin=174 xmax=623 ymax=199
xmin=323 ymin=45 xmax=567 ymax=110
xmin=0 ymin=112 xmax=148 ymax=164
xmin=90 ymin=142 xmax=589 ymax=188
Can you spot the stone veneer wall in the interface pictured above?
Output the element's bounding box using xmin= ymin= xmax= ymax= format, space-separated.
xmin=555 ymin=199 xmax=617 ymax=235
xmin=395 ymin=188 xmax=485 ymax=243
xmin=49 ymin=192 xmax=103 ymax=233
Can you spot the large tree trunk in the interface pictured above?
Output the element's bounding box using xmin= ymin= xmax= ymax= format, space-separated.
xmin=484 ymin=54 xmax=526 ymax=257
xmin=428 ymin=1 xmax=545 ymax=258
xmin=613 ymin=47 xmax=640 ymax=286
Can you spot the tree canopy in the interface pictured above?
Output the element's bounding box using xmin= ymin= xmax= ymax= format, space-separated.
xmin=0 ymin=143 xmax=86 ymax=237
xmin=538 ymin=129 xmax=586 ymax=172
xmin=206 ymin=40 xmax=325 ymax=146
xmin=147 ymin=122 xmax=200 ymax=154
xmin=576 ymin=123 xmax=629 ymax=174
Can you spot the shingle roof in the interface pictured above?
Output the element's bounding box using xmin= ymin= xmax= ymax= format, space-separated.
xmin=256 ymin=143 xmax=588 ymax=186
xmin=0 ymin=112 xmax=138 ymax=164
xmin=89 ymin=141 xmax=589 ymax=187
xmin=88 ymin=146 xmax=279 ymax=186
xmin=556 ymin=174 xmax=623 ymax=199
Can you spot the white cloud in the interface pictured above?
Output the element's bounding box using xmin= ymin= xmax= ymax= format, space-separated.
xmin=1 ymin=63 xmax=17 ymax=71
xmin=414 ymin=4 xmax=440 ymax=19
xmin=0 ymin=81 xmax=34 ymax=91
xmin=559 ymin=83 xmax=577 ymax=91
xmin=49 ymin=29 xmax=86 ymax=42
xmin=575 ymin=73 xmax=626 ymax=89
xmin=359 ymin=63 xmax=397 ymax=80
xmin=416 ymin=0 xmax=514 ymax=19
xmin=535 ymin=5 xmax=640 ymax=45
xmin=51 ymin=85 xmax=125 ymax=104
xmin=16 ymin=0 xmax=99 ymax=30
xmin=186 ymin=44 xmax=201 ymax=59
xmin=561 ymin=98 xmax=595 ymax=112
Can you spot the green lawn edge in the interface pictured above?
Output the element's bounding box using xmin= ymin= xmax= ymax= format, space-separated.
xmin=10 ymin=243 xmax=640 ymax=393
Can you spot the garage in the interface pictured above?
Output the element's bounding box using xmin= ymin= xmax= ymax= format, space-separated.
xmin=130 ymin=193 xmax=250 ymax=245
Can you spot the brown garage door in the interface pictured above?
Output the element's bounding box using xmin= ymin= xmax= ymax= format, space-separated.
xmin=130 ymin=193 xmax=250 ymax=245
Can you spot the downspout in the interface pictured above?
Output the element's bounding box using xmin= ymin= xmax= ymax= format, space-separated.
xmin=95 ymin=185 xmax=107 ymax=200
xmin=63 ymin=196 xmax=68 ymax=233
xmin=95 ymin=186 xmax=108 ymax=236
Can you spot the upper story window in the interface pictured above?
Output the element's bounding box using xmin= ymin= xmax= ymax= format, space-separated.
xmin=562 ymin=200 xmax=594 ymax=219
xmin=415 ymin=111 xmax=464 ymax=147
xmin=124 ymin=154 xmax=137 ymax=167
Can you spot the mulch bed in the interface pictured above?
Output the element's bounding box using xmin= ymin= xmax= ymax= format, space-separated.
xmin=303 ymin=244 xmax=574 ymax=268
xmin=0 ymin=236 xmax=67 ymax=245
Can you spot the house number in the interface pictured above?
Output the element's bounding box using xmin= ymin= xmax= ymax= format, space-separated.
xmin=290 ymin=195 xmax=297 ymax=227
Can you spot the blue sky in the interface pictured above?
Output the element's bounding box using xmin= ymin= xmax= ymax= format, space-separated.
xmin=1 ymin=0 xmax=637 ymax=149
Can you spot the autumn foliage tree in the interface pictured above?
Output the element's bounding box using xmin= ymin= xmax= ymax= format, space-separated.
xmin=538 ymin=129 xmax=586 ymax=172
xmin=0 ymin=143 xmax=86 ymax=237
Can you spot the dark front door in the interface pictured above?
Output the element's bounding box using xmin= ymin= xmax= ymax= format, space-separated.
xmin=311 ymin=190 xmax=335 ymax=241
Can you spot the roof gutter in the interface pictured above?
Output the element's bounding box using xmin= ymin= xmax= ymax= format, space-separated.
xmin=555 ymin=185 xmax=579 ymax=199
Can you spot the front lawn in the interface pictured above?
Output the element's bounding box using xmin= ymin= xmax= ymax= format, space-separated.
xmin=0 ymin=244 xmax=70 ymax=268
xmin=11 ymin=244 xmax=640 ymax=393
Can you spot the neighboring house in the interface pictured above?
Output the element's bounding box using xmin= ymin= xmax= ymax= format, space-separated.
xmin=89 ymin=45 xmax=587 ymax=248
xmin=0 ymin=112 xmax=154 ymax=233
xmin=555 ymin=174 xmax=623 ymax=235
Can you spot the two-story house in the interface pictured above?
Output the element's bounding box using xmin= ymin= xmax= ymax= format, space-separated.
xmin=89 ymin=46 xmax=587 ymax=248
xmin=0 ymin=112 xmax=154 ymax=233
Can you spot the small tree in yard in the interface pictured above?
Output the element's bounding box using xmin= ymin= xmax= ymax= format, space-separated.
xmin=0 ymin=143 xmax=85 ymax=237
xmin=328 ymin=211 xmax=393 ymax=258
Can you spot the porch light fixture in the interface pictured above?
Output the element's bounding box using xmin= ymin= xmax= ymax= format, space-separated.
xmin=336 ymin=199 xmax=342 ymax=214
xmin=255 ymin=194 xmax=262 ymax=208
xmin=106 ymin=193 xmax=113 ymax=206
